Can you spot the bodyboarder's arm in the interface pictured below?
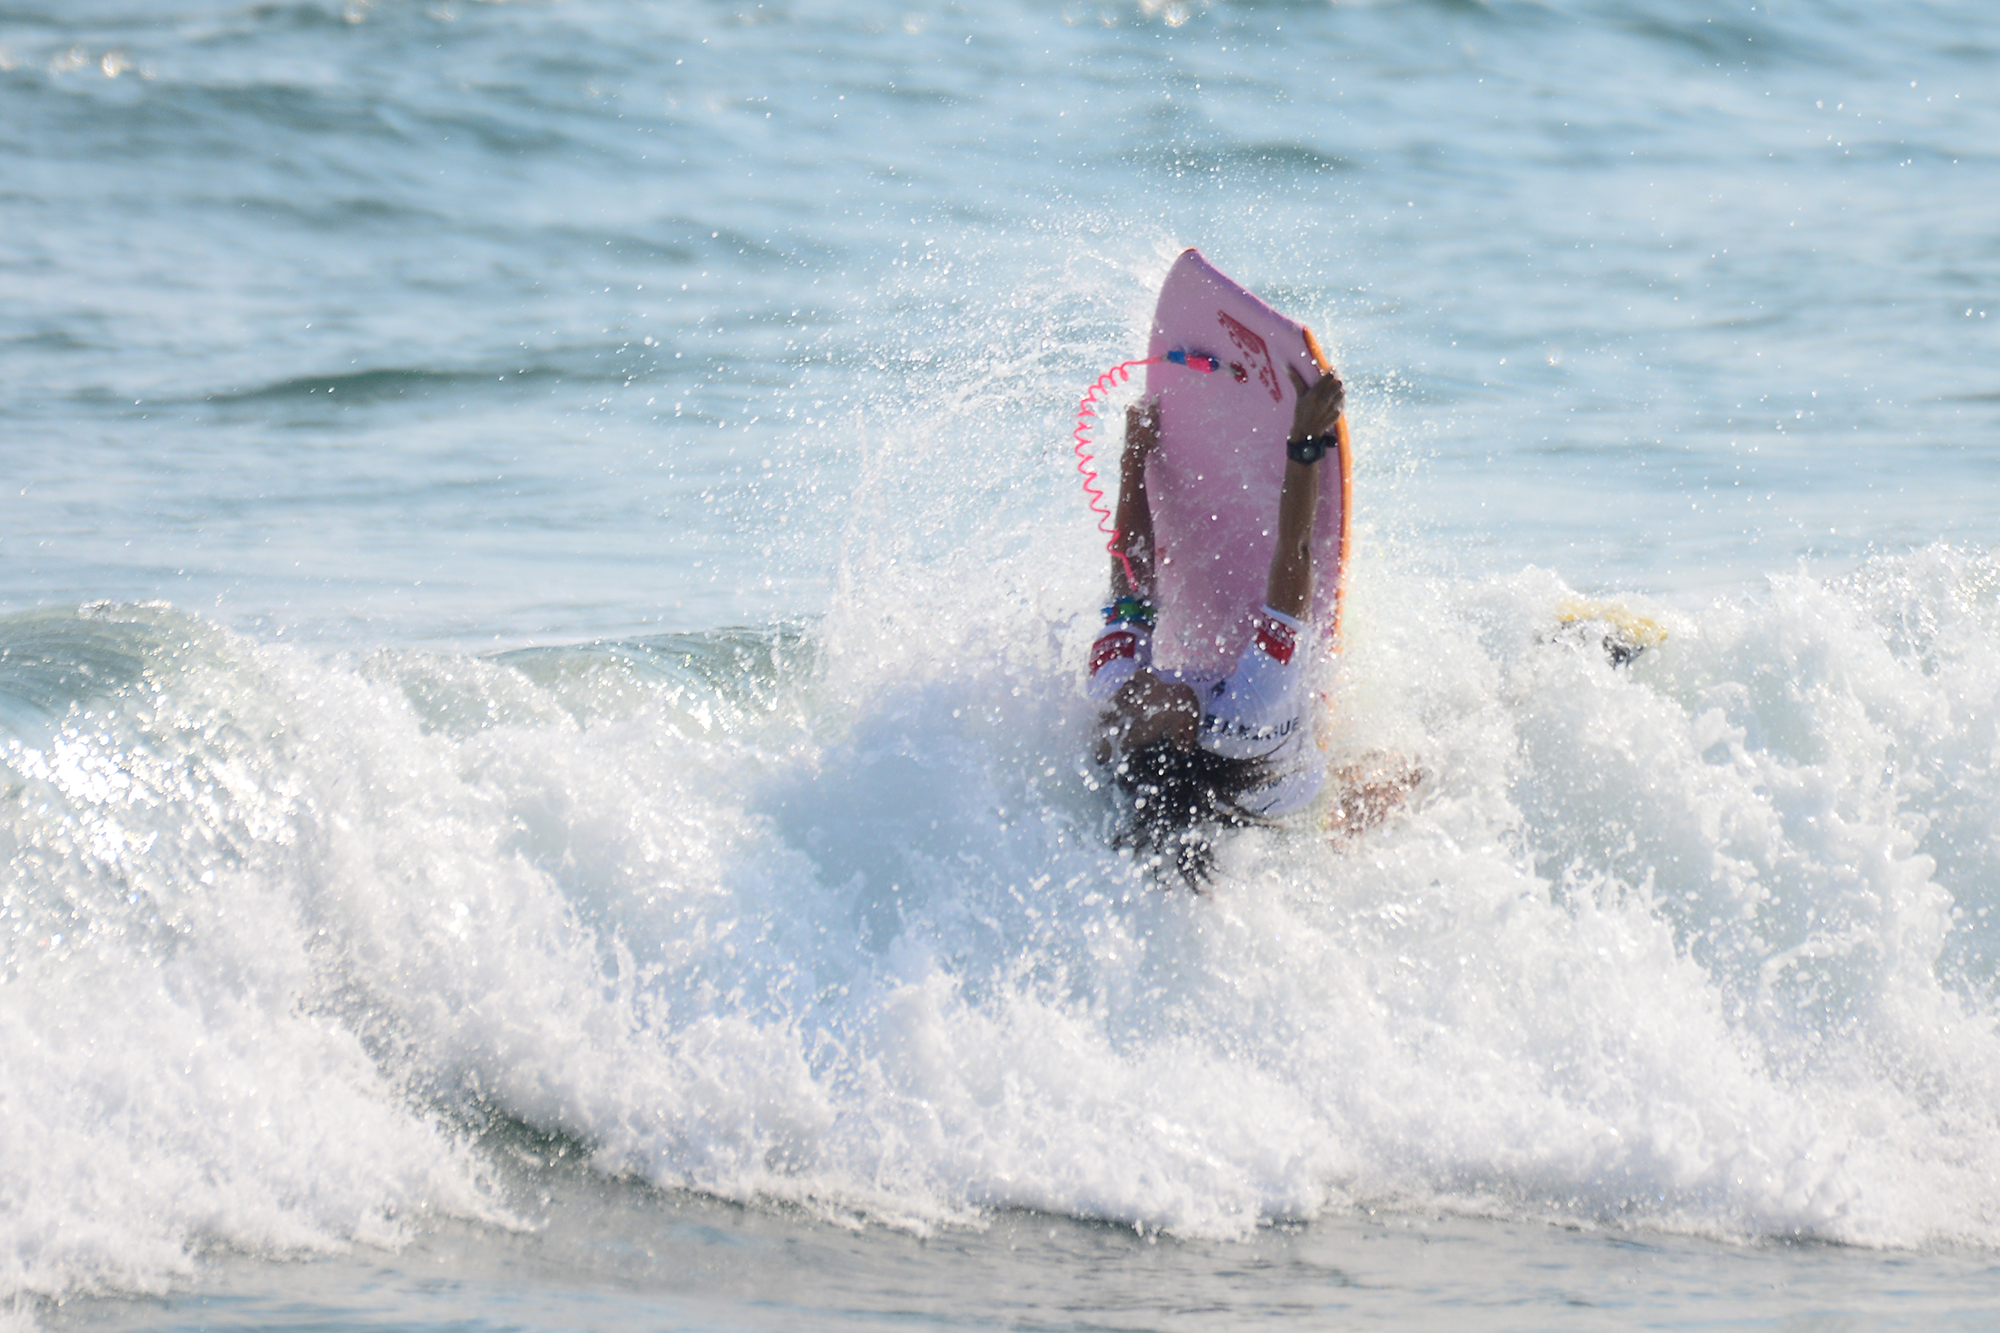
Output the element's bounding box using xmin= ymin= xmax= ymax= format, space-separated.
xmin=1110 ymin=399 xmax=1162 ymax=602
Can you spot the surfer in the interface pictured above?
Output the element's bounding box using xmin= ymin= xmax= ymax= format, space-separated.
xmin=1087 ymin=365 xmax=1409 ymax=881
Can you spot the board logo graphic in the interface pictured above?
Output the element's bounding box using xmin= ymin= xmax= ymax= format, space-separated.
xmin=1217 ymin=311 xmax=1281 ymax=402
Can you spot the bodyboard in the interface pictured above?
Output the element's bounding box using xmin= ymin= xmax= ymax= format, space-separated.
xmin=1143 ymin=248 xmax=1350 ymax=677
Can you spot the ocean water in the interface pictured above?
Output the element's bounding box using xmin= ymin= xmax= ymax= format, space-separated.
xmin=5 ymin=0 xmax=2000 ymax=1328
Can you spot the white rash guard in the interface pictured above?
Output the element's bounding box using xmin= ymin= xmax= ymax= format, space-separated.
xmin=1086 ymin=604 xmax=1324 ymax=818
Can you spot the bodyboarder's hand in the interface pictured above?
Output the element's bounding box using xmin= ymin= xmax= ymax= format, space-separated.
xmin=1286 ymin=363 xmax=1346 ymax=442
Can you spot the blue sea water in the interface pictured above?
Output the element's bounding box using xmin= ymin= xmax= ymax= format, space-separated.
xmin=5 ymin=0 xmax=2000 ymax=1327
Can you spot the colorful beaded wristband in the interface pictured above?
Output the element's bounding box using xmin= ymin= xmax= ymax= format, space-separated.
xmin=1102 ymin=596 xmax=1157 ymax=629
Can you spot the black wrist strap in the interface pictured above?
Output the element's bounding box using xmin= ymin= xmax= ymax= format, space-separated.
xmin=1287 ymin=433 xmax=1337 ymax=465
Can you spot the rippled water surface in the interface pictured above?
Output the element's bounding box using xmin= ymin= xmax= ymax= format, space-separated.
xmin=5 ymin=0 xmax=2000 ymax=1328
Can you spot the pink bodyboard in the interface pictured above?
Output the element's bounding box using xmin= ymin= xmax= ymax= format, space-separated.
xmin=1143 ymin=249 xmax=1350 ymax=676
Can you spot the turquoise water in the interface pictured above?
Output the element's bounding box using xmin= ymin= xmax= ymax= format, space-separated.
xmin=6 ymin=1 xmax=2000 ymax=1327
xmin=48 ymin=1159 xmax=2000 ymax=1331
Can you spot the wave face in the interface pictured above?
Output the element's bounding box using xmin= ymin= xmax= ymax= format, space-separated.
xmin=9 ymin=542 xmax=2000 ymax=1304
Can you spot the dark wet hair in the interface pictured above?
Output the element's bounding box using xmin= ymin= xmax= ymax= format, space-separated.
xmin=1107 ymin=740 xmax=1274 ymax=887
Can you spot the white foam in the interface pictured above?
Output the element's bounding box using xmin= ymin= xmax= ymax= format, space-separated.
xmin=10 ymin=540 xmax=2000 ymax=1314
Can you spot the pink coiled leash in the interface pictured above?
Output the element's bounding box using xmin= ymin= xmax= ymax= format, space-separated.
xmin=1072 ymin=348 xmax=1216 ymax=585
